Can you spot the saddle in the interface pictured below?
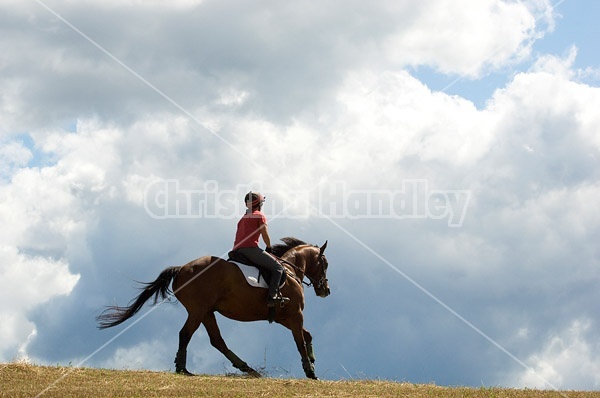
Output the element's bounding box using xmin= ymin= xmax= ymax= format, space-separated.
xmin=227 ymin=250 xmax=287 ymax=288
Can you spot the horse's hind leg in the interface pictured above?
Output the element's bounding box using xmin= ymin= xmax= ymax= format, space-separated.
xmin=175 ymin=313 xmax=203 ymax=376
xmin=203 ymin=312 xmax=261 ymax=377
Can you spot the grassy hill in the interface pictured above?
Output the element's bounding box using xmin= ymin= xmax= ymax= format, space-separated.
xmin=1 ymin=362 xmax=598 ymax=398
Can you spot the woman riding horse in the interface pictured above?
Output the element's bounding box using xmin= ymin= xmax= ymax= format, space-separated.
xmin=97 ymin=237 xmax=330 ymax=379
xmin=231 ymin=192 xmax=288 ymax=307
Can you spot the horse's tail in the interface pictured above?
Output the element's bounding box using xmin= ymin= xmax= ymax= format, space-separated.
xmin=96 ymin=266 xmax=181 ymax=329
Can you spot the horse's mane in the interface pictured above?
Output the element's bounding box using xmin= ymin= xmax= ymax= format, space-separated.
xmin=271 ymin=237 xmax=313 ymax=257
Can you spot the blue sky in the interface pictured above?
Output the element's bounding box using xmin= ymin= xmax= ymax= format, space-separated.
xmin=1 ymin=0 xmax=600 ymax=391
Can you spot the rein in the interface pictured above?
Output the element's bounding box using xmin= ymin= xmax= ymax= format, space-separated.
xmin=270 ymin=253 xmax=325 ymax=289
xmin=277 ymin=256 xmax=312 ymax=287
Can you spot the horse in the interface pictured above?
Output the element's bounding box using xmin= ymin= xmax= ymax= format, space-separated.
xmin=97 ymin=237 xmax=330 ymax=379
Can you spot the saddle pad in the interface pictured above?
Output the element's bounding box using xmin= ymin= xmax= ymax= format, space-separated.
xmin=229 ymin=261 xmax=285 ymax=289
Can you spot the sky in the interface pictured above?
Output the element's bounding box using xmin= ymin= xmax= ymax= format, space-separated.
xmin=1 ymin=0 xmax=600 ymax=391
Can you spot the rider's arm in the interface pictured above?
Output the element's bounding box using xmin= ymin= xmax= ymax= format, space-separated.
xmin=259 ymin=222 xmax=272 ymax=250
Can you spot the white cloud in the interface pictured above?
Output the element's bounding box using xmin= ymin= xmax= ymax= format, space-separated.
xmin=97 ymin=340 xmax=174 ymax=371
xmin=384 ymin=0 xmax=552 ymax=76
xmin=506 ymin=320 xmax=600 ymax=390
xmin=0 ymin=0 xmax=556 ymax=133
xmin=0 ymin=140 xmax=32 ymax=180
xmin=0 ymin=246 xmax=79 ymax=362
xmin=0 ymin=121 xmax=122 ymax=362
xmin=332 ymin=70 xmax=493 ymax=170
xmin=0 ymin=122 xmax=120 ymax=254
xmin=531 ymin=45 xmax=578 ymax=77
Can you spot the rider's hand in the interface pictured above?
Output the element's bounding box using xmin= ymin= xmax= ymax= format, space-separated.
xmin=265 ymin=246 xmax=273 ymax=254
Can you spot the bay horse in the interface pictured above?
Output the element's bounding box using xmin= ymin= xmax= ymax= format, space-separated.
xmin=97 ymin=237 xmax=330 ymax=379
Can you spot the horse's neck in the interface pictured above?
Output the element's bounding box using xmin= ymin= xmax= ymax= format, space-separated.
xmin=283 ymin=250 xmax=305 ymax=278
xmin=283 ymin=246 xmax=315 ymax=279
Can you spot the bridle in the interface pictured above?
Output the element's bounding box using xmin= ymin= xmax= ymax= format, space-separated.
xmin=271 ymin=252 xmax=328 ymax=290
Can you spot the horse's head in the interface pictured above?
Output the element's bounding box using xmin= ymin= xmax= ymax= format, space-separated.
xmin=307 ymin=240 xmax=330 ymax=298
xmin=274 ymin=237 xmax=331 ymax=298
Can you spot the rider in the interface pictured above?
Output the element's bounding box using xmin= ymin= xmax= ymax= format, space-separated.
xmin=232 ymin=191 xmax=288 ymax=307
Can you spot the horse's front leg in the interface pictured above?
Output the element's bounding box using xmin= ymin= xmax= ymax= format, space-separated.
xmin=284 ymin=317 xmax=317 ymax=379
xmin=303 ymin=328 xmax=316 ymax=364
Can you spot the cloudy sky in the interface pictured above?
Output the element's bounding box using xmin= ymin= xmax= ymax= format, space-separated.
xmin=1 ymin=0 xmax=600 ymax=391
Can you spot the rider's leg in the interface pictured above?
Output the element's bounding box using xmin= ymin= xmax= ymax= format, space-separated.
xmin=237 ymin=247 xmax=286 ymax=305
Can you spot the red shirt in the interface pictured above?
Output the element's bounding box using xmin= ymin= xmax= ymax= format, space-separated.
xmin=233 ymin=210 xmax=267 ymax=249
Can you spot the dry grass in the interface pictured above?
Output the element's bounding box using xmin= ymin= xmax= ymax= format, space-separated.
xmin=1 ymin=362 xmax=598 ymax=398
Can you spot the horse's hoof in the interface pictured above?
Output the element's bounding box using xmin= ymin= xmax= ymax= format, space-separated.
xmin=304 ymin=367 xmax=318 ymax=379
xmin=303 ymin=360 xmax=317 ymax=379
xmin=176 ymin=368 xmax=194 ymax=376
xmin=247 ymin=369 xmax=261 ymax=378
xmin=240 ymin=365 xmax=261 ymax=378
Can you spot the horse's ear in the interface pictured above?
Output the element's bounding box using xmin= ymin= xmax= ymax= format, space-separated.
xmin=319 ymin=240 xmax=328 ymax=255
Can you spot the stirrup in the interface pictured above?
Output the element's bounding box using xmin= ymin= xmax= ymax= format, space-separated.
xmin=268 ymin=294 xmax=289 ymax=308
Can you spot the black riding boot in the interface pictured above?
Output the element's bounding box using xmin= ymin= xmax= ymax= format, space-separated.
xmin=267 ymin=278 xmax=288 ymax=307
